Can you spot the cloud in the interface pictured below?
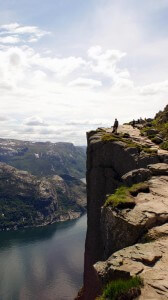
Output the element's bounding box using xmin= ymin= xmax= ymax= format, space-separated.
xmin=0 ymin=35 xmax=20 ymax=44
xmin=66 ymin=119 xmax=110 ymax=127
xmin=24 ymin=116 xmax=48 ymax=126
xmin=68 ymin=77 xmax=102 ymax=88
xmin=88 ymin=46 xmax=126 ymax=62
xmin=0 ymin=115 xmax=9 ymax=122
xmin=0 ymin=82 xmax=13 ymax=91
xmin=139 ymin=80 xmax=168 ymax=95
xmin=30 ymin=54 xmax=86 ymax=77
xmin=1 ymin=23 xmax=20 ymax=31
xmin=0 ymin=23 xmax=167 ymax=145
xmin=88 ymin=46 xmax=127 ymax=81
xmin=0 ymin=23 xmax=50 ymax=44
xmin=0 ymin=45 xmax=87 ymax=95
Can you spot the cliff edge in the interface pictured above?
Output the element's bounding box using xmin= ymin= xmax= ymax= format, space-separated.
xmin=80 ymin=119 xmax=168 ymax=300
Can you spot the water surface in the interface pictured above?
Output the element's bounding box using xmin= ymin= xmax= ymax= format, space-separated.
xmin=0 ymin=214 xmax=87 ymax=300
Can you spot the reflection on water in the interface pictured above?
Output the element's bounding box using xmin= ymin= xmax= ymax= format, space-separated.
xmin=0 ymin=214 xmax=87 ymax=300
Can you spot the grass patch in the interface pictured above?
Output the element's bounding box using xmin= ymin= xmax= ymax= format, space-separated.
xmin=102 ymin=133 xmax=140 ymax=148
xmin=128 ymin=182 xmax=149 ymax=195
xmin=140 ymin=107 xmax=168 ymax=150
xmin=102 ymin=133 xmax=121 ymax=142
xmin=102 ymin=133 xmax=157 ymax=155
xmin=161 ymin=141 xmax=168 ymax=150
xmin=105 ymin=183 xmax=149 ymax=208
xmin=97 ymin=276 xmax=143 ymax=300
xmin=141 ymin=147 xmax=157 ymax=154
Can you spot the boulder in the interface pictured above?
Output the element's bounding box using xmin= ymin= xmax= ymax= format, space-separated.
xmin=101 ymin=175 xmax=168 ymax=259
xmin=94 ymin=237 xmax=168 ymax=299
xmin=122 ymin=133 xmax=130 ymax=138
xmin=146 ymin=118 xmax=154 ymax=122
xmin=152 ymin=135 xmax=163 ymax=144
xmin=145 ymin=223 xmax=168 ymax=241
xmin=148 ymin=163 xmax=168 ymax=175
xmin=122 ymin=168 xmax=151 ymax=186
xmin=146 ymin=129 xmax=159 ymax=136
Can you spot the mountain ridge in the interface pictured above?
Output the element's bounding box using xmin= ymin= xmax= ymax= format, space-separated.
xmin=0 ymin=162 xmax=86 ymax=231
xmin=0 ymin=138 xmax=86 ymax=179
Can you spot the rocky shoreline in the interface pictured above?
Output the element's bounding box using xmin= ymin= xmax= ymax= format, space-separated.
xmin=0 ymin=210 xmax=86 ymax=232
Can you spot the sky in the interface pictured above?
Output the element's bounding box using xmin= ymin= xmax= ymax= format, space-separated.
xmin=0 ymin=0 xmax=168 ymax=145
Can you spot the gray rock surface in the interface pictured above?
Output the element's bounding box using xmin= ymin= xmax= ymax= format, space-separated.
xmin=122 ymin=168 xmax=151 ymax=186
xmin=101 ymin=175 xmax=168 ymax=258
xmin=146 ymin=128 xmax=159 ymax=136
xmin=94 ymin=237 xmax=168 ymax=299
xmin=81 ymin=125 xmax=168 ymax=300
xmin=148 ymin=163 xmax=168 ymax=175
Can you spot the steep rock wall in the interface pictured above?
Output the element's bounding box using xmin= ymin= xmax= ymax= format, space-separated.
xmin=81 ymin=127 xmax=168 ymax=300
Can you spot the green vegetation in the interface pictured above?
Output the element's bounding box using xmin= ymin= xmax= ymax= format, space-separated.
xmin=0 ymin=163 xmax=86 ymax=230
xmin=0 ymin=198 xmax=37 ymax=228
xmin=105 ymin=183 xmax=149 ymax=208
xmin=102 ymin=133 xmax=157 ymax=155
xmin=102 ymin=133 xmax=137 ymax=147
xmin=128 ymin=182 xmax=149 ymax=195
xmin=141 ymin=105 xmax=168 ymax=150
xmin=102 ymin=133 xmax=122 ymax=142
xmin=141 ymin=147 xmax=157 ymax=154
xmin=97 ymin=276 xmax=143 ymax=300
xmin=161 ymin=141 xmax=168 ymax=150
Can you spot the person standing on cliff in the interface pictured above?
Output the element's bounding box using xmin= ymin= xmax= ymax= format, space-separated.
xmin=112 ymin=118 xmax=119 ymax=133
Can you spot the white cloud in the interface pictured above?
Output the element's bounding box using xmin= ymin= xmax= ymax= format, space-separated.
xmin=0 ymin=23 xmax=167 ymax=145
xmin=88 ymin=46 xmax=127 ymax=81
xmin=0 ymin=23 xmax=20 ymax=31
xmin=30 ymin=54 xmax=86 ymax=77
xmin=0 ymin=35 xmax=20 ymax=44
xmin=139 ymin=80 xmax=168 ymax=95
xmin=88 ymin=46 xmax=126 ymax=62
xmin=0 ymin=115 xmax=9 ymax=122
xmin=87 ymin=46 xmax=103 ymax=59
xmin=68 ymin=77 xmax=102 ymax=88
xmin=0 ymin=23 xmax=50 ymax=44
xmin=24 ymin=116 xmax=48 ymax=126
xmin=66 ymin=119 xmax=108 ymax=126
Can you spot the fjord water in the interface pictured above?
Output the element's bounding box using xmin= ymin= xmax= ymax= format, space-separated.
xmin=0 ymin=214 xmax=87 ymax=300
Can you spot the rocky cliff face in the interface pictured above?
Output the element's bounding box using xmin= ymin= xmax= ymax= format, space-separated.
xmin=81 ymin=125 xmax=168 ymax=300
xmin=0 ymin=162 xmax=86 ymax=231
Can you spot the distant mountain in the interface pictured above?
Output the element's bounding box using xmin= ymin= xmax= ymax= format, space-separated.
xmin=0 ymin=138 xmax=86 ymax=179
xmin=0 ymin=162 xmax=86 ymax=231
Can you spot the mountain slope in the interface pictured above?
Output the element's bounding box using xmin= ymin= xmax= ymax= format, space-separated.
xmin=0 ymin=162 xmax=86 ymax=231
xmin=0 ymin=139 xmax=86 ymax=178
